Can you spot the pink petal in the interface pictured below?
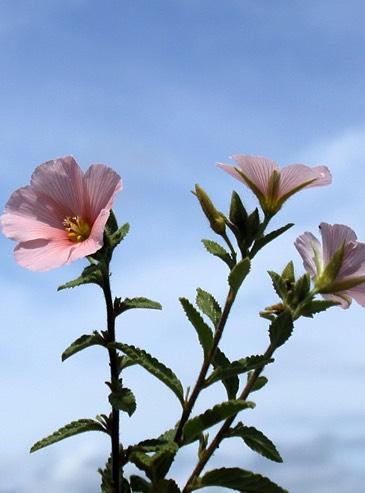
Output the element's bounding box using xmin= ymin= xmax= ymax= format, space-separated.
xmin=319 ymin=223 xmax=357 ymax=265
xmin=14 ymin=239 xmax=74 ymax=271
xmin=347 ymin=282 xmax=365 ymax=307
xmin=230 ymin=155 xmax=278 ymax=195
xmin=338 ymin=241 xmax=365 ymax=278
xmin=83 ymin=165 xmax=122 ymax=223
xmin=66 ymin=236 xmax=104 ymax=264
xmin=321 ymin=293 xmax=351 ymax=309
xmin=1 ymin=185 xmax=66 ymax=242
xmin=278 ymin=165 xmax=332 ymax=197
xmin=30 ymin=156 xmax=86 ymax=218
xmin=294 ymin=232 xmax=322 ymax=277
xmin=217 ymin=163 xmax=246 ymax=184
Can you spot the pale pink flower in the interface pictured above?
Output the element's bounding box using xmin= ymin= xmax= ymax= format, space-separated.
xmin=295 ymin=223 xmax=365 ymax=308
xmin=218 ymin=155 xmax=331 ymax=215
xmin=1 ymin=156 xmax=122 ymax=271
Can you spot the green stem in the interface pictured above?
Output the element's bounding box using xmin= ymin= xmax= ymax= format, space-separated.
xmin=102 ymin=264 xmax=120 ymax=493
xmin=183 ymin=344 xmax=275 ymax=492
xmin=174 ymin=288 xmax=237 ymax=444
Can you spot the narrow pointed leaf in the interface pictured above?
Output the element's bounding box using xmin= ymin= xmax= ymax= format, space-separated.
xmin=58 ymin=264 xmax=103 ymax=291
xmin=269 ymin=310 xmax=293 ymax=348
xmin=293 ymin=273 xmax=311 ymax=302
xmin=205 ymin=355 xmax=273 ymax=387
xmin=62 ymin=332 xmax=105 ymax=361
xmin=213 ymin=348 xmax=239 ymax=399
xmin=30 ymin=419 xmax=106 ymax=453
xmin=182 ymin=400 xmax=255 ymax=445
xmin=196 ymin=288 xmax=222 ymax=326
xmin=251 ymin=223 xmax=294 ymax=257
xmin=300 ymin=299 xmax=340 ymax=318
xmin=192 ymin=467 xmax=288 ymax=492
xmin=228 ymin=258 xmax=251 ymax=293
xmin=155 ymin=479 xmax=181 ymax=493
xmin=109 ymin=387 xmax=136 ymax=416
xmin=130 ymin=475 xmax=152 ymax=493
xmin=110 ymin=222 xmax=130 ymax=248
xmin=268 ymin=271 xmax=288 ymax=300
xmin=115 ymin=297 xmax=162 ymax=316
xmin=227 ymin=423 xmax=283 ymax=462
xmin=179 ymin=298 xmax=213 ymax=355
xmin=202 ymin=239 xmax=233 ymax=268
xmin=229 ymin=191 xmax=248 ymax=233
xmin=113 ymin=343 xmax=184 ymax=406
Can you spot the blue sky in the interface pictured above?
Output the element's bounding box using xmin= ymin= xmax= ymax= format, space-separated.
xmin=1 ymin=1 xmax=365 ymax=492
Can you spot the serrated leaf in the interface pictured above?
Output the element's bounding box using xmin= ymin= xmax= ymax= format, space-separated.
xmin=249 ymin=375 xmax=268 ymax=392
xmin=293 ymin=273 xmax=311 ymax=302
xmin=300 ymin=299 xmax=340 ymax=317
xmin=196 ymin=288 xmax=222 ymax=326
xmin=268 ymin=271 xmax=288 ymax=300
xmin=109 ymin=387 xmax=136 ymax=416
xmin=250 ymin=223 xmax=294 ymax=257
xmin=227 ymin=423 xmax=282 ymax=462
xmin=130 ymin=442 xmax=178 ymax=482
xmin=58 ymin=264 xmax=103 ymax=291
xmin=114 ymin=297 xmax=162 ymax=316
xmin=228 ymin=257 xmax=251 ymax=293
xmin=202 ymin=239 xmax=233 ymax=268
xmin=154 ymin=479 xmax=181 ymax=493
xmin=205 ymin=355 xmax=273 ymax=387
xmin=130 ymin=475 xmax=152 ymax=493
xmin=269 ymin=310 xmax=293 ymax=348
xmin=192 ymin=467 xmax=288 ymax=492
xmin=281 ymin=261 xmax=295 ymax=283
xmin=62 ymin=332 xmax=105 ymax=361
xmin=179 ymin=298 xmax=213 ymax=355
xmin=213 ymin=348 xmax=239 ymax=399
xmin=113 ymin=343 xmax=184 ymax=406
xmin=30 ymin=419 xmax=106 ymax=453
xmin=182 ymin=400 xmax=255 ymax=445
xmin=110 ymin=222 xmax=130 ymax=248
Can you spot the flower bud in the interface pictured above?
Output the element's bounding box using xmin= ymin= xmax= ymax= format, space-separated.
xmin=194 ymin=184 xmax=226 ymax=235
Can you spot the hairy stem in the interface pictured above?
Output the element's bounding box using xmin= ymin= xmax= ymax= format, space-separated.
xmin=174 ymin=288 xmax=236 ymax=444
xmin=183 ymin=344 xmax=275 ymax=491
xmin=102 ymin=265 xmax=120 ymax=493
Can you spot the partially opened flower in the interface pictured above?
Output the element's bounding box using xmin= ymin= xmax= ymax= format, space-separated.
xmin=1 ymin=156 xmax=122 ymax=271
xmin=295 ymin=223 xmax=365 ymax=308
xmin=218 ymin=155 xmax=331 ymax=216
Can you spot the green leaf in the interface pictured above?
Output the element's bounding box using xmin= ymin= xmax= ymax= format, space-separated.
xmin=251 ymin=223 xmax=294 ymax=257
xmin=196 ymin=288 xmax=222 ymax=326
xmin=249 ymin=375 xmax=268 ymax=393
xmin=229 ymin=191 xmax=248 ymax=234
xmin=212 ymin=348 xmax=239 ymax=399
xmin=154 ymin=479 xmax=181 ymax=493
xmin=191 ymin=467 xmax=288 ymax=492
xmin=109 ymin=387 xmax=136 ymax=416
xmin=300 ymin=299 xmax=340 ymax=318
xmin=269 ymin=310 xmax=293 ymax=348
xmin=247 ymin=208 xmax=261 ymax=243
xmin=227 ymin=423 xmax=283 ymax=462
xmin=205 ymin=355 xmax=273 ymax=387
xmin=114 ymin=343 xmax=184 ymax=406
xmin=62 ymin=332 xmax=105 ymax=361
xmin=293 ymin=273 xmax=311 ymax=303
xmin=110 ymin=222 xmax=130 ymax=248
xmin=201 ymin=239 xmax=233 ymax=268
xmin=105 ymin=209 xmax=119 ymax=234
xmin=130 ymin=476 xmax=152 ymax=493
xmin=228 ymin=257 xmax=251 ymax=293
xmin=30 ymin=419 xmax=106 ymax=453
xmin=281 ymin=261 xmax=295 ymax=284
xmin=268 ymin=271 xmax=288 ymax=300
xmin=179 ymin=298 xmax=213 ymax=356
xmin=115 ymin=297 xmax=162 ymax=316
xmin=182 ymin=400 xmax=255 ymax=445
xmin=130 ymin=442 xmax=178 ymax=482
xmin=58 ymin=264 xmax=103 ymax=291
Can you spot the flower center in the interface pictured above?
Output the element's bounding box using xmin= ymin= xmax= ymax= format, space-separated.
xmin=63 ymin=216 xmax=91 ymax=242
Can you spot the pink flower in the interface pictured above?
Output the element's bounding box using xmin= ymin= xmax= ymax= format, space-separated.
xmin=295 ymin=223 xmax=365 ymax=308
xmin=1 ymin=156 xmax=122 ymax=271
xmin=218 ymin=155 xmax=331 ymax=215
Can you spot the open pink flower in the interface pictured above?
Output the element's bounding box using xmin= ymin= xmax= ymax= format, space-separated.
xmin=1 ymin=156 xmax=122 ymax=271
xmin=218 ymin=155 xmax=331 ymax=215
xmin=295 ymin=223 xmax=365 ymax=308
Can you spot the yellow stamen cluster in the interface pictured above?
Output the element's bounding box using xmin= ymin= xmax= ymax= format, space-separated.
xmin=63 ymin=216 xmax=91 ymax=242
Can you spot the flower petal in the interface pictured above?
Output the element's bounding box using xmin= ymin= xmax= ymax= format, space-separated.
xmin=217 ymin=163 xmax=246 ymax=184
xmin=347 ymin=282 xmax=365 ymax=307
xmin=14 ymin=239 xmax=74 ymax=271
xmin=338 ymin=240 xmax=365 ymax=278
xmin=321 ymin=292 xmax=351 ymax=309
xmin=230 ymin=155 xmax=278 ymax=195
xmin=294 ymin=231 xmax=322 ymax=277
xmin=83 ymin=164 xmax=122 ymax=223
xmin=319 ymin=223 xmax=357 ymax=265
xmin=279 ymin=165 xmax=332 ymax=197
xmin=1 ymin=185 xmax=66 ymax=241
xmin=30 ymin=156 xmax=85 ymax=217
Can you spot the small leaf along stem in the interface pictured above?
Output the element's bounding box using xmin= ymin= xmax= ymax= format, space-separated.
xmin=174 ymin=287 xmax=237 ymax=444
xmin=102 ymin=262 xmax=121 ymax=493
xmin=182 ymin=343 xmax=275 ymax=492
